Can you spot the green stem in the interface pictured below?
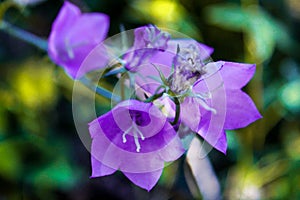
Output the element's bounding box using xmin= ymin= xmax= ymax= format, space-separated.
xmin=144 ymin=85 xmax=166 ymax=103
xmin=80 ymin=77 xmax=121 ymax=102
xmin=0 ymin=20 xmax=121 ymax=102
xmin=171 ymin=97 xmax=180 ymax=125
xmin=0 ymin=20 xmax=48 ymax=51
xmin=144 ymin=91 xmax=165 ymax=103
xmin=104 ymin=67 xmax=126 ymax=77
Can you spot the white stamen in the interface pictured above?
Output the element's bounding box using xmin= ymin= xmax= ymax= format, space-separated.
xmin=195 ymin=98 xmax=217 ymax=114
xmin=194 ymin=92 xmax=212 ymax=100
xmin=65 ymin=39 xmax=88 ymax=59
xmin=121 ymin=123 xmax=146 ymax=152
xmin=64 ymin=39 xmax=74 ymax=59
xmin=134 ymin=132 xmax=141 ymax=152
xmin=132 ymin=123 xmax=145 ymax=140
xmin=122 ymin=128 xmax=132 ymax=143
xmin=66 ymin=46 xmax=74 ymax=59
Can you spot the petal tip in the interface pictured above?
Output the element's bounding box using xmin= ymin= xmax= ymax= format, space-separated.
xmin=214 ymin=143 xmax=227 ymax=155
xmin=123 ymin=169 xmax=163 ymax=192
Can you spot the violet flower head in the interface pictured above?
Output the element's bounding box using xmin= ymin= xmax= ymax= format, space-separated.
xmin=48 ymin=1 xmax=109 ymax=79
xmin=134 ymin=24 xmax=170 ymax=50
xmin=192 ymin=61 xmax=262 ymax=153
xmin=135 ymin=39 xmax=262 ymax=154
xmin=124 ymin=25 xmax=170 ymax=71
xmin=89 ymin=100 xmax=184 ymax=191
xmin=84 ymin=24 xmax=262 ymax=191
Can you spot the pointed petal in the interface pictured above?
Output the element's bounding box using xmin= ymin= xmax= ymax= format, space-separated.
xmin=197 ymin=110 xmax=228 ymax=154
xmin=49 ymin=2 xmax=80 ymax=40
xmin=190 ymin=61 xmax=259 ymax=153
xmin=48 ymin=2 xmax=110 ymax=79
xmin=48 ymin=2 xmax=80 ymax=64
xmin=193 ymin=77 xmax=228 ymax=153
xmin=224 ymin=90 xmax=262 ymax=129
xmin=89 ymin=100 xmax=184 ymax=174
xmin=123 ymin=169 xmax=163 ymax=191
xmin=67 ymin=13 xmax=109 ymax=45
xmin=63 ymin=13 xmax=109 ymax=78
xmin=219 ymin=61 xmax=256 ymax=89
xmin=195 ymin=90 xmax=261 ymax=153
xmin=159 ymin=134 xmax=185 ymax=162
xmin=213 ymin=131 xmax=227 ymax=154
xmin=90 ymin=156 xmax=116 ymax=177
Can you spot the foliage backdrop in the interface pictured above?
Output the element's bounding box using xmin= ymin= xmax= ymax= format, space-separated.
xmin=1 ymin=0 xmax=300 ymax=199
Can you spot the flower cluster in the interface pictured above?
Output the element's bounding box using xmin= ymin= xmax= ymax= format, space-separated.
xmin=48 ymin=2 xmax=262 ymax=191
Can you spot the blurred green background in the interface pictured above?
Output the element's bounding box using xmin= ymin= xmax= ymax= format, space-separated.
xmin=1 ymin=0 xmax=300 ymax=199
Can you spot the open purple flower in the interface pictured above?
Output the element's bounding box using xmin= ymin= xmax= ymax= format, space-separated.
xmin=84 ymin=24 xmax=261 ymax=190
xmin=133 ymin=40 xmax=261 ymax=154
xmin=170 ymin=61 xmax=261 ymax=154
xmin=48 ymin=1 xmax=109 ymax=79
xmin=89 ymin=100 xmax=184 ymax=191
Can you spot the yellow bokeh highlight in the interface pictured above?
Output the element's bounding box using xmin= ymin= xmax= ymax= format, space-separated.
xmin=148 ymin=0 xmax=181 ymax=23
xmin=131 ymin=0 xmax=184 ymax=26
xmin=130 ymin=0 xmax=202 ymax=39
xmin=10 ymin=58 xmax=57 ymax=110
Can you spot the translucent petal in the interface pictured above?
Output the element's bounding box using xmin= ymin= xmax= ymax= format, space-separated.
xmin=224 ymin=90 xmax=262 ymax=129
xmin=123 ymin=169 xmax=163 ymax=191
xmin=89 ymin=100 xmax=185 ymax=173
xmin=90 ymin=156 xmax=116 ymax=177
xmin=48 ymin=2 xmax=110 ymax=79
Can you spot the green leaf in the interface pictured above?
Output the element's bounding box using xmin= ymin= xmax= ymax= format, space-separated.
xmin=245 ymin=7 xmax=277 ymax=61
xmin=205 ymin=3 xmax=296 ymax=62
xmin=128 ymin=0 xmax=202 ymax=39
xmin=205 ymin=4 xmax=248 ymax=31
xmin=29 ymin=157 xmax=80 ymax=190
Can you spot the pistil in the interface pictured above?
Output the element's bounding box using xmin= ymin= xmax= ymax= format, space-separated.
xmin=122 ymin=123 xmax=146 ymax=152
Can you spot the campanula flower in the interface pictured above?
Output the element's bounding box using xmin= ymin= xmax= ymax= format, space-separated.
xmin=87 ymin=25 xmax=261 ymax=191
xmin=192 ymin=61 xmax=262 ymax=153
xmin=48 ymin=1 xmax=109 ymax=79
xmin=89 ymin=100 xmax=184 ymax=191
xmin=133 ymin=39 xmax=261 ymax=154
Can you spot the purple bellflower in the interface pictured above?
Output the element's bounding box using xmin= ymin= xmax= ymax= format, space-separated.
xmin=131 ymin=28 xmax=262 ymax=154
xmin=168 ymin=44 xmax=262 ymax=153
xmin=190 ymin=61 xmax=262 ymax=153
xmin=88 ymin=25 xmax=262 ymax=191
xmin=48 ymin=1 xmax=109 ymax=79
xmin=89 ymin=100 xmax=184 ymax=191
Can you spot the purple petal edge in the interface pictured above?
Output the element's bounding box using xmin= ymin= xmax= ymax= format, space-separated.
xmin=123 ymin=169 xmax=163 ymax=191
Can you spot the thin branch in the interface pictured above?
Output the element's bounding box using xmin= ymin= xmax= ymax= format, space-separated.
xmin=80 ymin=76 xmax=121 ymax=102
xmin=0 ymin=20 xmax=48 ymax=51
